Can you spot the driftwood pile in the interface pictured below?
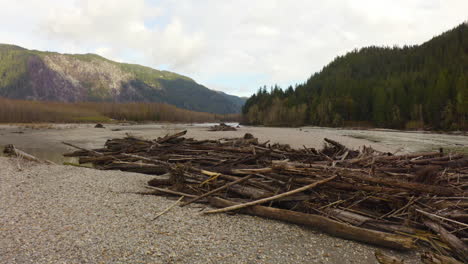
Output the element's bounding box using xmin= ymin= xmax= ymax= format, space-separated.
xmin=64 ymin=131 xmax=468 ymax=263
xmin=209 ymin=123 xmax=237 ymax=131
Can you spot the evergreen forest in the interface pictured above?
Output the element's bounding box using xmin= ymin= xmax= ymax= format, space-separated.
xmin=243 ymin=23 xmax=468 ymax=130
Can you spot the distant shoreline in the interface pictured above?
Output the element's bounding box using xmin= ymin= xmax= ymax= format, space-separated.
xmin=1 ymin=123 xmax=466 ymax=164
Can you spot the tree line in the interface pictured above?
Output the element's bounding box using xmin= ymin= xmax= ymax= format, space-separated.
xmin=0 ymin=97 xmax=239 ymax=123
xmin=243 ymin=23 xmax=467 ymax=130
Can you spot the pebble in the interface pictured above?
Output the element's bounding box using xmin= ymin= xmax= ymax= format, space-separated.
xmin=0 ymin=157 xmax=421 ymax=263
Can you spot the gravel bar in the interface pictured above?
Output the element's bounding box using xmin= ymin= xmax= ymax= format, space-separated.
xmin=0 ymin=157 xmax=421 ymax=263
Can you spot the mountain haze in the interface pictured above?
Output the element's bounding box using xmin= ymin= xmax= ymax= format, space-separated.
xmin=243 ymin=23 xmax=468 ymax=130
xmin=0 ymin=44 xmax=245 ymax=114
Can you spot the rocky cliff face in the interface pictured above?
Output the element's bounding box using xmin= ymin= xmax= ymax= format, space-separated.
xmin=27 ymin=55 xmax=87 ymax=101
xmin=0 ymin=44 xmax=245 ymax=114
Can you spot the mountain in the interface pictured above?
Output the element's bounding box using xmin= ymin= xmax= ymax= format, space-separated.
xmin=243 ymin=22 xmax=468 ymax=130
xmin=0 ymin=44 xmax=245 ymax=114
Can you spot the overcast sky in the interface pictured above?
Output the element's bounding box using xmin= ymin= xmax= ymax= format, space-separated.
xmin=0 ymin=0 xmax=466 ymax=97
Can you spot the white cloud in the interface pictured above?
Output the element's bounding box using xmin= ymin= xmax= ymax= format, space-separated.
xmin=0 ymin=0 xmax=467 ymax=96
xmin=39 ymin=0 xmax=204 ymax=68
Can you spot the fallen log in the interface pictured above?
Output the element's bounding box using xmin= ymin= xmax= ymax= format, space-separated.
xmin=126 ymin=151 xmax=172 ymax=162
xmin=62 ymin=142 xmax=103 ymax=157
xmin=417 ymin=209 xmax=468 ymax=229
xmin=421 ymin=252 xmax=463 ymax=264
xmin=181 ymin=175 xmax=254 ymax=207
xmin=376 ymin=152 xmax=441 ymax=161
xmin=226 ymin=184 xmax=272 ymax=200
xmin=424 ymin=221 xmax=468 ymax=263
xmin=342 ymin=172 xmax=460 ymax=196
xmin=204 ymin=175 xmax=337 ymax=214
xmin=101 ymin=161 xmax=167 ymax=175
xmin=208 ymin=197 xmax=416 ymax=250
xmin=409 ymin=154 xmax=464 ymax=165
xmin=442 ymin=158 xmax=468 ymax=168
xmin=157 ymin=130 xmax=187 ymax=144
xmin=293 ymin=178 xmax=410 ymax=194
xmin=325 ymin=208 xmax=419 ymax=235
xmin=3 ymin=144 xmax=55 ymax=164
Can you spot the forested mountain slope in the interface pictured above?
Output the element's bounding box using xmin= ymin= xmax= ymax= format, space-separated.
xmin=243 ymin=23 xmax=467 ymax=130
xmin=0 ymin=45 xmax=245 ymax=114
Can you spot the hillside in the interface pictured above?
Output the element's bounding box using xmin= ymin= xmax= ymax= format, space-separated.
xmin=0 ymin=45 xmax=245 ymax=114
xmin=243 ymin=23 xmax=468 ymax=130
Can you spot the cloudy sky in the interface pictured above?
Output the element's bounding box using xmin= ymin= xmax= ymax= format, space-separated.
xmin=0 ymin=0 xmax=466 ymax=97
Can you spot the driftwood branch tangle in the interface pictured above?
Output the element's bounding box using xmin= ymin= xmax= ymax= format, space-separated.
xmin=62 ymin=131 xmax=467 ymax=261
xmin=3 ymin=144 xmax=55 ymax=164
xmin=209 ymin=197 xmax=415 ymax=250
xmin=204 ymin=175 xmax=337 ymax=214
xmin=62 ymin=142 xmax=103 ymax=156
xmin=181 ymin=175 xmax=254 ymax=207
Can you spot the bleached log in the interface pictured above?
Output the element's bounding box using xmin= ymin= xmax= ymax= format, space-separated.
xmin=208 ymin=197 xmax=416 ymax=250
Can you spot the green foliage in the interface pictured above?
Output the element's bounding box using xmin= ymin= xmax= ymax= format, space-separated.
xmin=119 ymin=63 xmax=192 ymax=89
xmin=0 ymin=45 xmax=30 ymax=95
xmin=243 ymin=23 xmax=468 ymax=130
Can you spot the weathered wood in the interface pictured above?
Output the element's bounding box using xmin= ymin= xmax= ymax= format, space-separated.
xmin=101 ymin=161 xmax=167 ymax=174
xmin=204 ymin=175 xmax=337 ymax=214
xmin=424 ymin=221 xmax=468 ymax=263
xmin=121 ymin=153 xmax=173 ymax=168
xmin=153 ymin=196 xmax=184 ymax=220
xmin=78 ymin=155 xmax=124 ymax=164
xmin=326 ymin=208 xmax=418 ymax=235
xmin=230 ymin=168 xmax=273 ymax=175
xmin=377 ymin=151 xmax=441 ymax=161
xmin=421 ymin=252 xmax=463 ymax=264
xmin=208 ymin=197 xmax=416 ymax=250
xmin=3 ymin=144 xmax=55 ymax=164
xmin=374 ymin=250 xmax=405 ymax=264
xmin=181 ymin=175 xmax=254 ymax=207
xmin=292 ymin=178 xmax=410 ymax=194
xmin=417 ymin=209 xmax=468 ymax=228
xmin=157 ymin=130 xmax=187 ymax=144
xmin=324 ymin=138 xmax=347 ymax=150
xmin=62 ymin=141 xmax=104 ymax=156
xmin=443 ymin=158 xmax=468 ymax=168
xmin=145 ymin=186 xmax=198 ymax=198
xmin=409 ymin=154 xmax=464 ymax=165
xmin=226 ymin=184 xmax=272 ymax=200
xmin=342 ymin=172 xmax=460 ymax=196
xmin=61 ymin=130 xmax=467 ymax=260
xmin=189 ymin=167 xmax=276 ymax=194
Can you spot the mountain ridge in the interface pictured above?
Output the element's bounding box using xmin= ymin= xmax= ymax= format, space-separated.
xmin=0 ymin=44 xmax=245 ymax=114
